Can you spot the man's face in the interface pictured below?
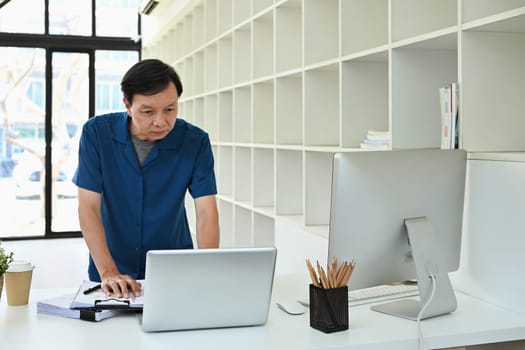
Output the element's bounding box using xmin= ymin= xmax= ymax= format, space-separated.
xmin=124 ymin=81 xmax=179 ymax=142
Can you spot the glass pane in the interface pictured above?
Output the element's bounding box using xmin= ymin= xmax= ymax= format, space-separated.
xmin=51 ymin=52 xmax=88 ymax=232
xmin=49 ymin=0 xmax=92 ymax=36
xmin=0 ymin=47 xmax=46 ymax=238
xmin=0 ymin=0 xmax=44 ymax=33
xmin=95 ymin=50 xmax=139 ymax=115
xmin=96 ymin=0 xmax=140 ymax=37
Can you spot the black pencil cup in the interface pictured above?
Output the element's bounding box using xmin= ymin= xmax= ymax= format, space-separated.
xmin=309 ymin=284 xmax=349 ymax=333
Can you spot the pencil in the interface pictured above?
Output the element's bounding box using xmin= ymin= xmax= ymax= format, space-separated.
xmin=317 ymin=261 xmax=329 ymax=289
xmin=343 ymin=260 xmax=356 ymax=286
xmin=305 ymin=259 xmax=320 ymax=287
xmin=336 ymin=262 xmax=348 ymax=287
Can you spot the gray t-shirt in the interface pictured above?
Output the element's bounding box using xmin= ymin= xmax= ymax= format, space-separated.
xmin=131 ymin=134 xmax=155 ymax=166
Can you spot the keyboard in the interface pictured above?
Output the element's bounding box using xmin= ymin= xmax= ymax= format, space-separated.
xmin=348 ymin=283 xmax=419 ymax=307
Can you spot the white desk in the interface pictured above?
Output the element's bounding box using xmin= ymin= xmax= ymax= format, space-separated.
xmin=2 ymin=275 xmax=525 ymax=350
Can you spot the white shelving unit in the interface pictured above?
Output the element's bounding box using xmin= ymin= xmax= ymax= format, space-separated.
xmin=142 ymin=0 xmax=525 ymax=248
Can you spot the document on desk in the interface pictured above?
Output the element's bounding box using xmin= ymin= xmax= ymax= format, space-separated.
xmin=37 ymin=293 xmax=122 ymax=321
xmin=70 ymin=280 xmax=144 ymax=310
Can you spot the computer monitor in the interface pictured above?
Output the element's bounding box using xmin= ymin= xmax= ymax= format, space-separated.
xmin=327 ymin=149 xmax=467 ymax=320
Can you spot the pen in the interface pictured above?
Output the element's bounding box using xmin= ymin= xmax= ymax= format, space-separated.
xmin=83 ymin=284 xmax=102 ymax=295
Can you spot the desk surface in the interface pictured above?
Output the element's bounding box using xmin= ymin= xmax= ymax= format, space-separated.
xmin=2 ymin=275 xmax=525 ymax=350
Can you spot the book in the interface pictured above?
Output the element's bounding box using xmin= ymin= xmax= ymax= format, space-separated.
xmin=360 ymin=130 xmax=391 ymax=150
xmin=70 ymin=280 xmax=144 ymax=310
xmin=439 ymin=82 xmax=459 ymax=149
xmin=37 ymin=293 xmax=122 ymax=322
xmin=360 ymin=142 xmax=390 ymax=150
xmin=439 ymin=85 xmax=451 ymax=149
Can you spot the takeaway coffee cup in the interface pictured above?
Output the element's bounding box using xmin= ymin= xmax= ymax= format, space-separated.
xmin=5 ymin=260 xmax=34 ymax=306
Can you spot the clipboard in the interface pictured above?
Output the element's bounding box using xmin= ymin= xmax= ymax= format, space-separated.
xmin=70 ymin=280 xmax=144 ymax=310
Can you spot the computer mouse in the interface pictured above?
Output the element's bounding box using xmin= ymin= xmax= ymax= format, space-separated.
xmin=276 ymin=301 xmax=305 ymax=315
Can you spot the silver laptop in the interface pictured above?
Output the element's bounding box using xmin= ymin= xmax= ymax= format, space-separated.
xmin=141 ymin=247 xmax=277 ymax=332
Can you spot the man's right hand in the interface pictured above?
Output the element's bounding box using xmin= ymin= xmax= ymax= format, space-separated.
xmin=100 ymin=273 xmax=142 ymax=299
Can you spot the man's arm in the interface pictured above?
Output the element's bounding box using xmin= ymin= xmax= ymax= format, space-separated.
xmin=194 ymin=195 xmax=220 ymax=248
xmin=77 ymin=187 xmax=141 ymax=297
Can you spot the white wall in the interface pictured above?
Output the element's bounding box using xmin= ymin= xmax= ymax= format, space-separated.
xmin=452 ymin=158 xmax=525 ymax=316
xmin=2 ymin=238 xmax=89 ymax=289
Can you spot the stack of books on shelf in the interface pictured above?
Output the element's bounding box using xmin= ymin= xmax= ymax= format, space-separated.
xmin=360 ymin=130 xmax=391 ymax=150
xmin=439 ymin=82 xmax=459 ymax=149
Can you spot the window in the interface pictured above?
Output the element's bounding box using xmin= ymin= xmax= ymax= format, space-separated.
xmin=95 ymin=50 xmax=139 ymax=114
xmin=0 ymin=0 xmax=141 ymax=239
xmin=0 ymin=0 xmax=44 ymax=34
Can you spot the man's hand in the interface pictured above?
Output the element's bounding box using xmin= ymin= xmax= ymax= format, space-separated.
xmin=100 ymin=273 xmax=142 ymax=299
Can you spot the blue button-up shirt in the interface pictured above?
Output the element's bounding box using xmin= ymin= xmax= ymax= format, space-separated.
xmin=73 ymin=112 xmax=217 ymax=281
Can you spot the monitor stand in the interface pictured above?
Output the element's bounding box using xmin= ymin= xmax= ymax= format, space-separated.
xmin=371 ymin=216 xmax=457 ymax=321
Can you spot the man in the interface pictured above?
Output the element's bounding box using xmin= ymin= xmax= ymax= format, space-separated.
xmin=73 ymin=59 xmax=219 ymax=298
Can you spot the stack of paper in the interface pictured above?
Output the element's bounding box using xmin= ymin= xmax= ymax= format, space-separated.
xmin=37 ymin=293 xmax=122 ymax=322
xmin=360 ymin=130 xmax=391 ymax=150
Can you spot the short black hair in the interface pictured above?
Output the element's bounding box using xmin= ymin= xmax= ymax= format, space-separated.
xmin=120 ymin=58 xmax=183 ymax=103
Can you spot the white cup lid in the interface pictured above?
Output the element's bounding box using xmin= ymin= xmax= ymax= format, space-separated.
xmin=7 ymin=260 xmax=34 ymax=272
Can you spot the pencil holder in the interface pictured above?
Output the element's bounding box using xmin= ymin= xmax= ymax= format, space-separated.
xmin=309 ymin=284 xmax=349 ymax=333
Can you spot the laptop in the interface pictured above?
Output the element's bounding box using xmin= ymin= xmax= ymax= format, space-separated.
xmin=141 ymin=247 xmax=277 ymax=332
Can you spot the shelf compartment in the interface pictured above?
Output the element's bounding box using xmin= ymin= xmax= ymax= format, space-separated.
xmin=234 ymin=86 xmax=252 ymax=143
xmin=183 ymin=100 xmax=194 ymax=124
xmin=234 ymin=0 xmax=251 ymax=26
xmin=179 ymin=101 xmax=187 ymax=123
xmin=163 ymin=29 xmax=176 ymax=64
xmin=341 ymin=0 xmax=388 ymax=56
xmin=252 ymin=0 xmax=273 ymax=16
xmin=462 ymin=7 xmax=525 ymax=32
xmin=253 ymin=81 xmax=274 ymax=144
xmin=276 ymin=73 xmax=303 ymax=145
xmin=391 ymin=36 xmax=457 ymax=149
xmin=205 ymin=94 xmax=218 ymax=141
xmin=234 ymin=205 xmax=253 ymax=247
xmin=218 ymin=145 xmax=233 ymax=196
xmin=194 ymin=50 xmax=204 ymax=95
xmin=218 ymin=0 xmax=233 ymax=35
xmin=341 ymin=52 xmax=388 ymax=148
xmin=234 ymin=24 xmax=252 ymax=84
xmin=205 ymin=44 xmax=218 ymax=92
xmin=174 ymin=22 xmax=184 ymax=60
xmin=183 ymin=13 xmax=194 ymax=55
xmin=194 ymin=4 xmax=205 ymax=49
xmin=234 ymin=146 xmax=252 ymax=202
xmin=304 ymin=151 xmax=333 ymax=226
xmin=205 ymin=0 xmax=218 ymax=42
xmin=218 ymin=199 xmax=234 ymax=248
xmin=218 ymin=91 xmax=233 ymax=142
xmin=462 ymin=0 xmax=525 ymax=24
xmin=253 ymin=148 xmax=274 ymax=208
xmin=275 ymin=0 xmax=302 ymax=73
xmin=184 ymin=56 xmax=194 ymax=97
xmin=174 ymin=60 xmax=185 ymax=92
xmin=391 ymin=0 xmax=457 ymax=42
xmin=461 ymin=30 xmax=525 ymax=151
xmin=253 ymin=213 xmax=275 ymax=247
xmin=218 ymin=34 xmax=233 ymax=88
xmin=276 ymin=149 xmax=303 ymax=216
xmin=253 ymin=11 xmax=274 ymax=79
xmin=304 ymin=0 xmax=339 ymax=65
xmin=189 ymin=98 xmax=206 ymax=129
xmin=304 ymin=64 xmax=340 ymax=146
